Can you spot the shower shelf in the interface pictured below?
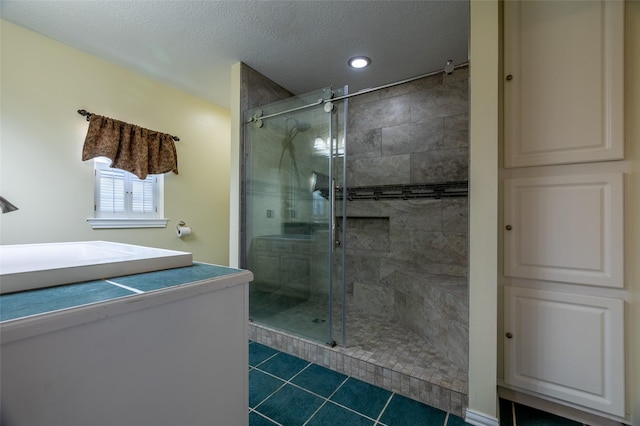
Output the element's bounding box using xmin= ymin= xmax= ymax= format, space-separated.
xmin=339 ymin=180 xmax=468 ymax=201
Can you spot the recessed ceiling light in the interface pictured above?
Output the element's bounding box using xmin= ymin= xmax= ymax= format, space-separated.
xmin=348 ymin=56 xmax=371 ymax=69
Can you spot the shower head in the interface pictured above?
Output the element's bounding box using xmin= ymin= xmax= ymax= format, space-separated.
xmin=0 ymin=196 xmax=19 ymax=214
xmin=285 ymin=117 xmax=311 ymax=133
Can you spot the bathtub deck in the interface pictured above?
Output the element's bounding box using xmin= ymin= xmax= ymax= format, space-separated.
xmin=0 ymin=262 xmax=244 ymax=322
xmin=249 ymin=306 xmax=468 ymax=417
xmin=1 ymin=262 xmax=252 ymax=426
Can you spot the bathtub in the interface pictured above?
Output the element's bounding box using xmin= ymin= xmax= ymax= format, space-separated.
xmin=0 ymin=241 xmax=192 ymax=294
xmin=0 ymin=258 xmax=252 ymax=426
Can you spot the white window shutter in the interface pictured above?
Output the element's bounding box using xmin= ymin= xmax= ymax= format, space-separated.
xmin=98 ymin=168 xmax=126 ymax=214
xmin=131 ymin=176 xmax=156 ymax=214
xmin=94 ymin=160 xmax=162 ymax=219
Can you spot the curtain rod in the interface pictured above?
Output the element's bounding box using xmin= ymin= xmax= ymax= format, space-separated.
xmin=77 ymin=109 xmax=180 ymax=142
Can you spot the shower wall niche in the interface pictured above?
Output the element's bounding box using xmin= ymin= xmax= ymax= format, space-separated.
xmin=343 ymin=68 xmax=469 ymax=371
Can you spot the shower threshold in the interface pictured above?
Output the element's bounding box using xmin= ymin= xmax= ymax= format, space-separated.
xmin=249 ymin=307 xmax=468 ymax=417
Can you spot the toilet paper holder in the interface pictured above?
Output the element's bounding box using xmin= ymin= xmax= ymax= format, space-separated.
xmin=176 ymin=221 xmax=192 ymax=238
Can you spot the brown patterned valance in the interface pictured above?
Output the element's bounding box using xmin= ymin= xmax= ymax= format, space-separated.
xmin=81 ymin=114 xmax=178 ymax=180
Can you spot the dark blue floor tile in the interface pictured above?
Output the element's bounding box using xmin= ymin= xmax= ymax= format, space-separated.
xmin=290 ymin=363 xmax=347 ymax=397
xmin=499 ymin=398 xmax=514 ymax=426
xmin=380 ymin=394 xmax=447 ymax=426
xmin=514 ymin=403 xmax=582 ymax=426
xmin=306 ymin=401 xmax=375 ymax=425
xmin=249 ymin=411 xmax=279 ymax=425
xmin=330 ymin=377 xmax=391 ymax=419
xmin=249 ymin=342 xmax=279 ymax=367
xmin=249 ymin=369 xmax=284 ymax=408
xmin=254 ymin=384 xmax=324 ymax=426
xmin=257 ymin=352 xmax=310 ymax=380
xmin=447 ymin=413 xmax=473 ymax=425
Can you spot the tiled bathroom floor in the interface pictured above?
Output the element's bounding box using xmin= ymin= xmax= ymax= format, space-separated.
xmin=499 ymin=399 xmax=587 ymax=426
xmin=250 ymin=342 xmax=587 ymax=426
xmin=249 ymin=341 xmax=470 ymax=426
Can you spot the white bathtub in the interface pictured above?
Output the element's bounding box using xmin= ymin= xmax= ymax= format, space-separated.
xmin=0 ymin=241 xmax=192 ymax=294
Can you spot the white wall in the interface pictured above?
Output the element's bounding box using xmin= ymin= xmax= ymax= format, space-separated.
xmin=0 ymin=20 xmax=231 ymax=265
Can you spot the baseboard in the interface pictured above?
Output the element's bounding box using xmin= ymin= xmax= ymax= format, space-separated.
xmin=465 ymin=408 xmax=499 ymax=426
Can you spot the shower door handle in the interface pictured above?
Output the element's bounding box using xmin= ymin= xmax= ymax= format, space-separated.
xmin=330 ymin=179 xmax=338 ymax=252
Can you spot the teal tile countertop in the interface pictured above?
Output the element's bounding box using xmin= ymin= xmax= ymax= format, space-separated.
xmin=0 ymin=262 xmax=244 ymax=322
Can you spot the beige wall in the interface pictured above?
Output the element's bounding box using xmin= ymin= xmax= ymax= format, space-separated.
xmin=468 ymin=0 xmax=500 ymax=420
xmin=0 ymin=20 xmax=231 ymax=265
xmin=229 ymin=63 xmax=242 ymax=267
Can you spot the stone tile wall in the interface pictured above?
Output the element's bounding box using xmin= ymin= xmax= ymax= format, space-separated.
xmin=240 ymin=62 xmax=470 ymax=379
xmin=344 ymin=68 xmax=469 ymax=371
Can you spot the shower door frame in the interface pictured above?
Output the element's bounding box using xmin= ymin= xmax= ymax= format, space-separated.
xmin=242 ymin=86 xmax=348 ymax=347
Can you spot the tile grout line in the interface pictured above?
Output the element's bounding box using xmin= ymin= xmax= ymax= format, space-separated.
xmin=299 ymin=376 xmax=352 ymax=426
xmin=250 ymin=408 xmax=283 ymax=426
xmin=104 ymin=279 xmax=144 ymax=294
xmin=251 ymin=356 xmax=314 ymax=413
xmin=312 ymin=377 xmax=388 ymax=425
xmin=251 ymin=351 xmax=281 ymax=369
xmin=300 ymin=376 xmax=384 ymax=426
xmin=253 ymin=359 xmax=384 ymax=425
xmin=374 ymin=392 xmax=395 ymax=425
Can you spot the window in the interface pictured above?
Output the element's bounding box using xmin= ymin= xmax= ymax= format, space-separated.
xmin=87 ymin=159 xmax=168 ymax=229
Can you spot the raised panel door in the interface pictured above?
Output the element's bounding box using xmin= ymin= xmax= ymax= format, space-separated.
xmin=504 ymin=286 xmax=625 ymax=416
xmin=504 ymin=172 xmax=624 ymax=287
xmin=503 ymin=0 xmax=624 ymax=167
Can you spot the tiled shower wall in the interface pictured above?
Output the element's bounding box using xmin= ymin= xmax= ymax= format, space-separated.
xmin=343 ymin=67 xmax=469 ymax=371
xmin=240 ymin=62 xmax=470 ymax=373
xmin=239 ymin=63 xmax=294 ymax=265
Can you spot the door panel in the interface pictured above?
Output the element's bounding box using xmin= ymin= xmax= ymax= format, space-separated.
xmin=504 ymin=286 xmax=625 ymax=416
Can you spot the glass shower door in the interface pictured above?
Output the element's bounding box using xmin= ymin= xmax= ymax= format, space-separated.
xmin=244 ymin=87 xmax=346 ymax=346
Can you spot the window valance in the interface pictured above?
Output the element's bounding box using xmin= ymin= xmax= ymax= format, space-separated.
xmin=81 ymin=114 xmax=178 ymax=180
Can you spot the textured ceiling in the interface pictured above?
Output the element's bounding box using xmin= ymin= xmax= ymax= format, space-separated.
xmin=0 ymin=1 xmax=469 ymax=109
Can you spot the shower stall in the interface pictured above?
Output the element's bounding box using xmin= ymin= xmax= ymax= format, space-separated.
xmin=243 ymin=86 xmax=348 ymax=346
xmin=241 ymin=64 xmax=470 ymax=416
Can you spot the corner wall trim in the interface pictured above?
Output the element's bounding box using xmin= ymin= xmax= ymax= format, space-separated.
xmin=465 ymin=409 xmax=499 ymax=426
